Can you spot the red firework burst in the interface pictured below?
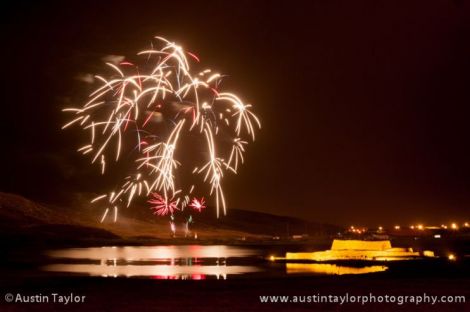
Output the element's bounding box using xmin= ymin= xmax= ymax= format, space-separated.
xmin=149 ymin=193 xmax=179 ymax=216
xmin=189 ymin=197 xmax=206 ymax=212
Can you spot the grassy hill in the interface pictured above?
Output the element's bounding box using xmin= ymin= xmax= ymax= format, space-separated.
xmin=0 ymin=192 xmax=339 ymax=246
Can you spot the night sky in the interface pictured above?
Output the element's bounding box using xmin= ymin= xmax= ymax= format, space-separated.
xmin=2 ymin=0 xmax=470 ymax=226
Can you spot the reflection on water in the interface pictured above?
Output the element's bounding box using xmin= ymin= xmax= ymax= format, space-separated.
xmin=286 ymin=263 xmax=388 ymax=275
xmin=41 ymin=245 xmax=390 ymax=279
xmin=43 ymin=245 xmax=260 ymax=279
xmin=42 ymin=263 xmax=259 ymax=279
xmin=46 ymin=245 xmax=258 ymax=260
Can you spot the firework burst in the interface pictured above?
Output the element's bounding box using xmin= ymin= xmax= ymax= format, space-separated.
xmin=63 ymin=36 xmax=260 ymax=222
xmin=189 ymin=197 xmax=206 ymax=212
xmin=148 ymin=193 xmax=179 ymax=216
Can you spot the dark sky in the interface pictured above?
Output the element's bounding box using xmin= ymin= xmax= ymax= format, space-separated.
xmin=2 ymin=0 xmax=470 ymax=226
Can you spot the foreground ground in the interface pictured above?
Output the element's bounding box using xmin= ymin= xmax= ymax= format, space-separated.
xmin=1 ymin=273 xmax=469 ymax=311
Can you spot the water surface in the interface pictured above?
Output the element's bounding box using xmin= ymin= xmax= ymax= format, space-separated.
xmin=42 ymin=245 xmax=389 ymax=279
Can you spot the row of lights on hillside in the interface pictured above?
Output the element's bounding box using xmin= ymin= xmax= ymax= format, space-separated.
xmin=348 ymin=225 xmax=366 ymax=234
xmin=404 ymin=222 xmax=468 ymax=230
xmin=349 ymin=222 xmax=468 ymax=231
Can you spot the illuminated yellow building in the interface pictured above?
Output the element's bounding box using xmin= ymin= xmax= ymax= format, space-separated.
xmin=286 ymin=239 xmax=434 ymax=261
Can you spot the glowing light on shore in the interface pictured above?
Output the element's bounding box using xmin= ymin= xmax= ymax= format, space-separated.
xmin=62 ymin=36 xmax=260 ymax=221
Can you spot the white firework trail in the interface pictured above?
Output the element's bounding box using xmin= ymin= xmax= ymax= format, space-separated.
xmin=62 ymin=36 xmax=260 ymax=222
